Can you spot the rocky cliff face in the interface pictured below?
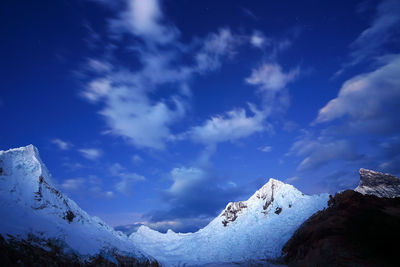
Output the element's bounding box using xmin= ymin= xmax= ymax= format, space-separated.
xmin=355 ymin=168 xmax=400 ymax=198
xmin=221 ymin=201 xmax=247 ymax=226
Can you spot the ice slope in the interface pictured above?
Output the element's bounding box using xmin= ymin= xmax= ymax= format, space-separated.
xmin=130 ymin=179 xmax=329 ymax=266
xmin=0 ymin=145 xmax=151 ymax=262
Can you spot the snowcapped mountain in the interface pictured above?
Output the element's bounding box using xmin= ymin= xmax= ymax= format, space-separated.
xmin=355 ymin=168 xmax=400 ymax=198
xmin=130 ymin=178 xmax=329 ymax=266
xmin=0 ymin=145 xmax=156 ymax=265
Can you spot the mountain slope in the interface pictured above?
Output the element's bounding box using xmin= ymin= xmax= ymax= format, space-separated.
xmin=282 ymin=190 xmax=400 ymax=266
xmin=282 ymin=169 xmax=400 ymax=266
xmin=130 ymin=179 xmax=329 ymax=266
xmin=0 ymin=145 xmax=157 ymax=266
xmin=355 ymin=168 xmax=400 ymax=198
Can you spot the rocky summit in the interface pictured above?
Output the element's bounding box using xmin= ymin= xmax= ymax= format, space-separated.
xmin=355 ymin=168 xmax=400 ymax=198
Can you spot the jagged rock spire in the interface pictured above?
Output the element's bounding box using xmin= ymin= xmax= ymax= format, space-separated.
xmin=355 ymin=168 xmax=400 ymax=198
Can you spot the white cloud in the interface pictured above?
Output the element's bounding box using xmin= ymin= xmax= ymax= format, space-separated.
xmin=85 ymin=0 xmax=243 ymax=151
xmin=259 ymin=145 xmax=272 ymax=152
xmin=87 ymin=59 xmax=112 ymax=73
xmin=250 ymin=31 xmax=269 ymax=48
xmin=115 ymin=173 xmax=146 ymax=195
xmin=60 ymin=175 xmax=114 ymax=199
xmin=246 ymin=63 xmax=299 ymax=92
xmin=188 ymin=104 xmax=267 ymax=145
xmin=60 ymin=178 xmax=85 ymax=190
xmin=110 ymin=163 xmax=146 ymax=195
xmin=241 ymin=7 xmax=258 ymax=21
xmin=168 ymin=167 xmax=206 ymax=196
xmin=78 ymin=148 xmax=102 ymax=160
xmin=195 ymin=28 xmax=237 ymax=73
xmin=316 ymin=54 xmax=400 ymax=134
xmin=81 ymin=27 xmax=239 ymax=150
xmin=82 ymin=78 xmax=111 ymax=102
xmin=51 ymin=138 xmax=72 ymax=150
xmin=289 ymin=134 xmax=360 ymax=171
xmin=350 ymin=0 xmax=400 ymax=65
xmin=285 ymin=176 xmax=299 ymax=183
xmin=335 ymin=0 xmax=400 ymax=75
xmin=99 ymin=85 xmax=186 ymax=149
xmin=132 ymin=154 xmax=143 ymax=164
xmin=111 ymin=0 xmax=178 ymax=43
xmin=105 ymin=191 xmax=114 ymax=198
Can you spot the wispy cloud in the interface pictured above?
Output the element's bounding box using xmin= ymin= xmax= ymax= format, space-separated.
xmin=132 ymin=154 xmax=143 ymax=164
xmin=145 ymin=165 xmax=260 ymax=232
xmin=289 ymin=133 xmax=361 ymax=171
xmin=317 ymin=54 xmax=400 ymax=134
xmin=110 ymin=163 xmax=146 ymax=195
xmin=195 ymin=28 xmax=238 ymax=73
xmin=245 ymin=62 xmax=299 ymax=120
xmin=290 ymin=52 xmax=400 ymax=188
xmin=78 ymin=148 xmax=102 ymax=160
xmin=51 ymin=138 xmax=72 ymax=150
xmin=60 ymin=177 xmax=86 ymax=190
xmin=285 ymin=176 xmax=299 ymax=183
xmin=82 ymin=23 xmax=239 ymax=150
xmin=350 ymin=0 xmax=400 ymax=64
xmin=60 ymin=175 xmax=114 ymax=199
xmin=336 ymin=0 xmax=400 ymax=75
xmin=86 ymin=59 xmax=112 ymax=73
xmin=246 ymin=63 xmax=299 ymax=92
xmin=259 ymin=145 xmax=272 ymax=153
xmin=188 ymin=104 xmax=267 ymax=146
xmin=241 ymin=7 xmax=259 ymax=21
xmin=110 ymin=0 xmax=179 ymax=44
xmin=250 ymin=31 xmax=270 ymax=49
xmin=167 ymin=167 xmax=207 ymax=196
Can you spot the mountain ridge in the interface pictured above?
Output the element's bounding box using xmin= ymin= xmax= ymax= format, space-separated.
xmin=0 ymin=145 xmax=157 ymax=266
xmin=130 ymin=176 xmax=329 ymax=266
xmin=3 ymin=145 xmax=398 ymax=266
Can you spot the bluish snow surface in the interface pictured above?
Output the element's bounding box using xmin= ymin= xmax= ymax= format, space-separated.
xmin=130 ymin=178 xmax=329 ymax=266
xmin=0 ymin=145 xmax=151 ymax=261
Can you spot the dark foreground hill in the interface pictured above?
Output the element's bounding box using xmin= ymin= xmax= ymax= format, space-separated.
xmin=282 ymin=190 xmax=400 ymax=266
xmin=0 ymin=234 xmax=159 ymax=267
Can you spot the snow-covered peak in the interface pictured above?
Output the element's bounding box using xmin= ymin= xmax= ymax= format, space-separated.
xmin=355 ymin=168 xmax=400 ymax=198
xmin=130 ymin=177 xmax=329 ymax=266
xmin=218 ymin=178 xmax=301 ymax=227
xmin=251 ymin=178 xmax=286 ymax=200
xmin=0 ymin=144 xmax=53 ymax=185
xmin=0 ymin=145 xmax=153 ymax=263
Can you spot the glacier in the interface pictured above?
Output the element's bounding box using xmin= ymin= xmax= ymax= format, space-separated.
xmin=130 ymin=178 xmax=329 ymax=266
xmin=0 ymin=145 xmax=154 ymax=264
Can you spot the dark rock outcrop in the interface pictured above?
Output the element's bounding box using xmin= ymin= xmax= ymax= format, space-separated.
xmin=221 ymin=201 xmax=247 ymax=226
xmin=355 ymin=168 xmax=400 ymax=198
xmin=0 ymin=234 xmax=159 ymax=267
xmin=282 ymin=190 xmax=400 ymax=266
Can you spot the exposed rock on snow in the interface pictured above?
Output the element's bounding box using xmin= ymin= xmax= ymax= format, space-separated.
xmin=355 ymin=168 xmax=400 ymax=198
xmin=130 ymin=178 xmax=329 ymax=266
xmin=0 ymin=145 xmax=156 ymax=265
xmin=221 ymin=201 xmax=247 ymax=226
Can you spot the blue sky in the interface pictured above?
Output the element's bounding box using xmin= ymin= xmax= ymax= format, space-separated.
xmin=1 ymin=0 xmax=400 ymax=232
